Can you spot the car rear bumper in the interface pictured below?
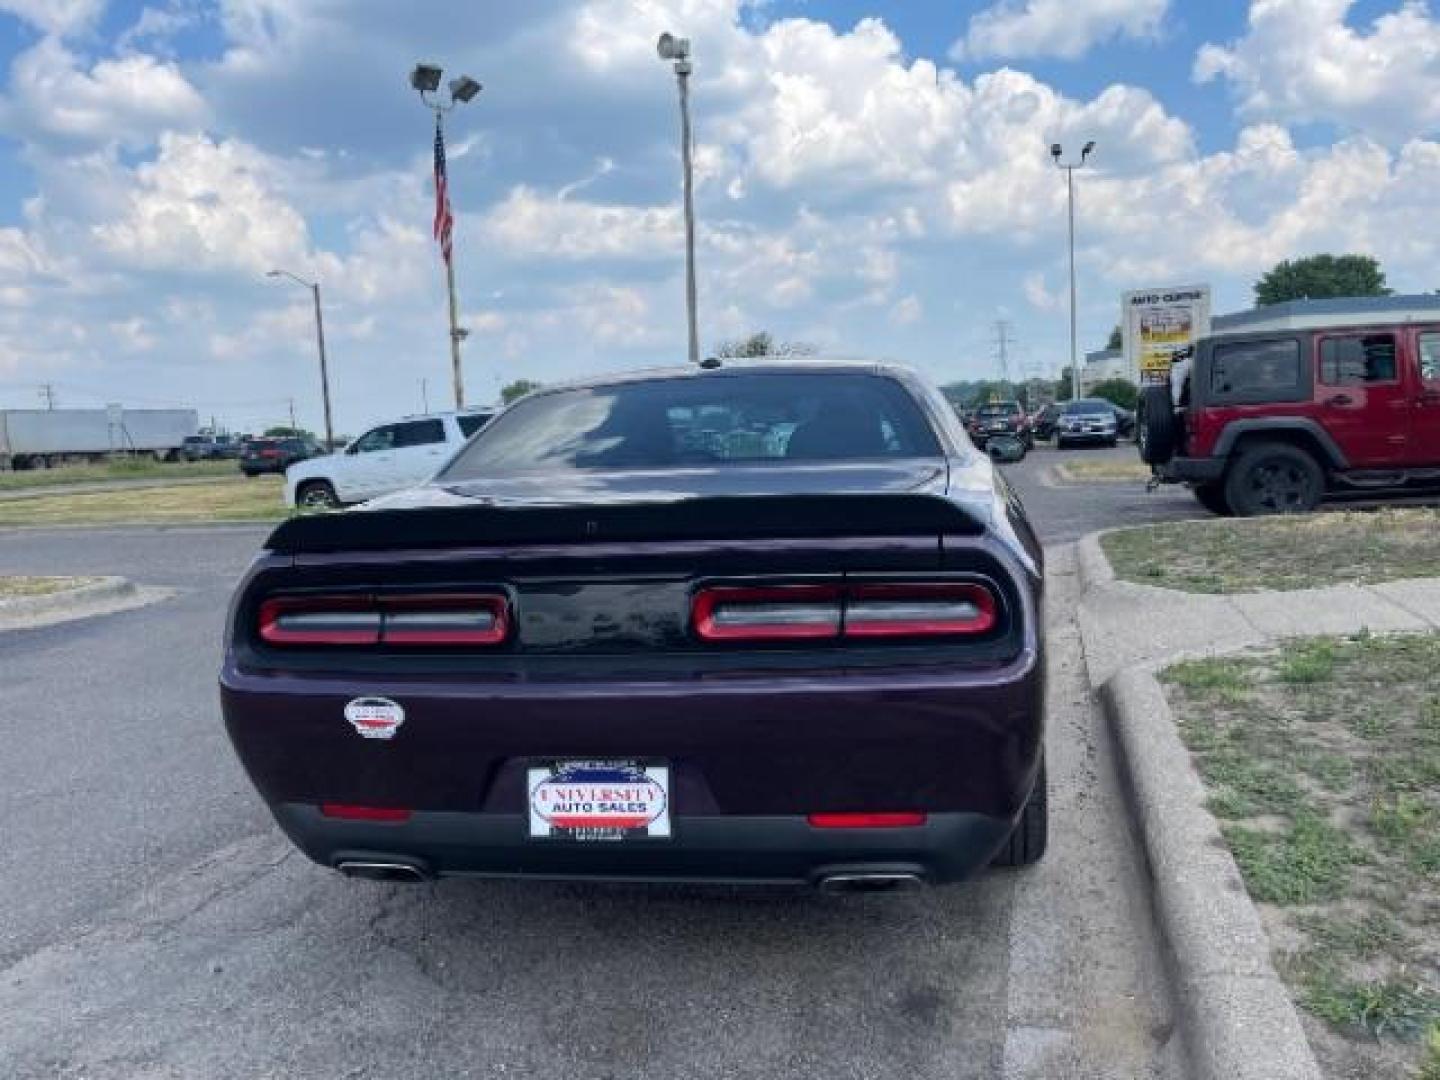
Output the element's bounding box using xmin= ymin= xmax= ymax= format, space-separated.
xmin=270 ymin=801 xmax=1019 ymax=886
xmin=1156 ymin=456 xmax=1225 ymax=483
xmin=1056 ymin=429 xmax=1116 ymax=443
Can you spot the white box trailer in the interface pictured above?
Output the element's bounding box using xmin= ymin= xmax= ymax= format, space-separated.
xmin=0 ymin=408 xmax=199 ymax=469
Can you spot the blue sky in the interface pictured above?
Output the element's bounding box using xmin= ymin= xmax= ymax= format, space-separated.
xmin=1 ymin=0 xmax=1440 ymax=435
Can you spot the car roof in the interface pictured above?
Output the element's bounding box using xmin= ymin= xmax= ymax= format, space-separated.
xmin=522 ymin=358 xmax=922 ymax=398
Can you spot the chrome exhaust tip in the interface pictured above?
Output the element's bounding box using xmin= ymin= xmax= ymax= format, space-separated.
xmin=335 ymin=860 xmax=430 ymax=883
xmin=817 ymin=872 xmax=925 ymax=894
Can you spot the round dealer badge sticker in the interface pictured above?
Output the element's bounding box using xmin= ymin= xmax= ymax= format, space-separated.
xmin=344 ymin=697 xmax=405 ymax=740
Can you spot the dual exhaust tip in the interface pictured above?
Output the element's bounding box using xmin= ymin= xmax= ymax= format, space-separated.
xmin=334 ymin=862 xmax=926 ymax=892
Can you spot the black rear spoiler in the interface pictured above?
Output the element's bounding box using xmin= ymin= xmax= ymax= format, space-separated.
xmin=265 ymin=494 xmax=984 ymax=555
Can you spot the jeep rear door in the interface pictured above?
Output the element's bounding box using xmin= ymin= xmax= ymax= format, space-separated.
xmin=1313 ymin=331 xmax=1410 ymax=466
xmin=1409 ymin=330 xmax=1440 ymax=465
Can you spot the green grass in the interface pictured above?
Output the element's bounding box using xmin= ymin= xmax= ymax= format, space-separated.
xmin=1199 ymin=751 xmax=1307 ymax=819
xmin=1166 ymin=634 xmax=1440 ymax=1075
xmin=0 ymin=458 xmax=235 ymax=491
xmin=1222 ymin=812 xmax=1361 ymax=905
xmin=1277 ymin=639 xmax=1339 ymax=684
xmin=0 ymin=575 xmax=98 ymax=598
xmin=0 ymin=476 xmax=287 ymax=525
xmin=1102 ymin=509 xmax=1440 ymax=593
xmin=1297 ymin=964 xmax=1440 ymax=1041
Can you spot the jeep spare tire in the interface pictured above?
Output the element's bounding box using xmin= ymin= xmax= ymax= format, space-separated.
xmin=1137 ymin=384 xmax=1178 ymax=465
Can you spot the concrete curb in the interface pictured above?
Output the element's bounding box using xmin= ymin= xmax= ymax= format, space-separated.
xmin=0 ymin=575 xmax=166 ymax=630
xmin=1076 ymin=529 xmax=1116 ymax=591
xmin=1102 ymin=667 xmax=1322 ymax=1080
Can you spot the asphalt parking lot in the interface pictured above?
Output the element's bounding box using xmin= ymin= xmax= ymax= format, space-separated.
xmin=0 ymin=448 xmax=1194 ymax=1080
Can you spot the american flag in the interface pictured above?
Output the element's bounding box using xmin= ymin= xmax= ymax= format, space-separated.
xmin=432 ymin=116 xmax=454 ymax=265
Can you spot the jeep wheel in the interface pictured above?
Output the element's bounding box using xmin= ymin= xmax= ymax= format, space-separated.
xmin=1192 ymin=483 xmax=1232 ymax=516
xmin=992 ymin=759 xmax=1047 ymax=868
xmin=1137 ymin=385 xmax=1177 ymax=465
xmin=296 ymin=480 xmax=339 ymax=510
xmin=1224 ymin=443 xmax=1323 ymax=516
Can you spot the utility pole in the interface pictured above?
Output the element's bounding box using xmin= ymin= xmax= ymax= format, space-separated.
xmin=1052 ymin=141 xmax=1096 ymax=402
xmin=39 ymin=384 xmax=56 ymax=410
xmin=265 ymin=269 xmax=336 ymax=449
xmin=420 ymin=378 xmax=429 ymax=413
xmin=288 ymin=398 xmax=297 ymax=432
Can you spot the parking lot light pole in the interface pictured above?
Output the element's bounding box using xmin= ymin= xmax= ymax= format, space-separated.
xmin=410 ymin=63 xmax=482 ymax=410
xmin=657 ymin=33 xmax=699 ymax=367
xmin=1052 ymin=141 xmax=1095 ymax=402
xmin=266 ymin=269 xmax=334 ymax=450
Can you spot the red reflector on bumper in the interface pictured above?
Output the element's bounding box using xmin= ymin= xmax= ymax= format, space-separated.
xmin=320 ymin=803 xmax=412 ymax=823
xmin=807 ymin=812 xmax=927 ymax=829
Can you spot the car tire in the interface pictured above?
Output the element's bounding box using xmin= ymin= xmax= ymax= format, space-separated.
xmin=1137 ymin=385 xmax=1177 ymax=465
xmin=1106 ymin=437 xmax=1118 ymax=448
xmin=1055 ymin=437 xmax=1068 ymax=450
xmin=1192 ymin=483 xmax=1232 ymax=516
xmin=992 ymin=759 xmax=1047 ymax=868
xmin=296 ymin=480 xmax=339 ymax=510
xmin=1224 ymin=442 xmax=1324 ymax=516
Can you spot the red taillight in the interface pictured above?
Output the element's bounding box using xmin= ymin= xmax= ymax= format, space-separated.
xmin=844 ymin=582 xmax=997 ymax=638
xmin=257 ymin=592 xmax=510 ymax=647
xmin=691 ymin=581 xmax=998 ymax=642
xmin=693 ymin=585 xmax=842 ymax=641
xmin=808 ymin=812 xmax=927 ymax=829
xmin=320 ymin=803 xmax=412 ymax=822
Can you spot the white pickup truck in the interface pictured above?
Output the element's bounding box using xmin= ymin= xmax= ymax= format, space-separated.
xmin=284 ymin=410 xmax=494 ymax=508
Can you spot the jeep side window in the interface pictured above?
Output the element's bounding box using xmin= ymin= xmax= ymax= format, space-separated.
xmin=1210 ymin=339 xmax=1301 ymax=396
xmin=1320 ymin=334 xmax=1398 ymax=385
xmin=1418 ymin=332 xmax=1440 ymax=384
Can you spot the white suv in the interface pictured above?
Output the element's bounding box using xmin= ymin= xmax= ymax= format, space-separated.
xmin=284 ymin=411 xmax=494 ymax=509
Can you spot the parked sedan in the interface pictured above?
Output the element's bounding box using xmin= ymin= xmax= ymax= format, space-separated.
xmin=1053 ymin=398 xmax=1119 ymax=449
xmin=220 ymin=362 xmax=1047 ymax=890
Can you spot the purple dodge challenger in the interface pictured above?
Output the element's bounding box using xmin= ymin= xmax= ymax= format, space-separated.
xmin=220 ymin=362 xmax=1046 ymax=890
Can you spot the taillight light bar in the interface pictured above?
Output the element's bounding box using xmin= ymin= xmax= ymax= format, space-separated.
xmin=844 ymin=583 xmax=996 ymax=637
xmin=692 ymin=581 xmax=999 ymax=642
xmin=692 ymin=585 xmax=842 ymax=641
xmin=257 ymin=593 xmax=509 ymax=647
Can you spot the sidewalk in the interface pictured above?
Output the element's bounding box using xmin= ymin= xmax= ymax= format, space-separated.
xmin=1076 ymin=531 xmax=1440 ymax=687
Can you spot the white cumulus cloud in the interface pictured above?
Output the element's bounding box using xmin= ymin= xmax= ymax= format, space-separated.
xmin=954 ymin=0 xmax=1169 ymax=61
xmin=1195 ymin=0 xmax=1440 ymax=143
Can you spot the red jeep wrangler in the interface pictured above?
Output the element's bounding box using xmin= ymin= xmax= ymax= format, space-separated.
xmin=1140 ymin=320 xmax=1440 ymax=515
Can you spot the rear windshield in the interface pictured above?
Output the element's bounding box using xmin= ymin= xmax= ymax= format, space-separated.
xmin=440 ymin=373 xmax=941 ymax=477
xmin=976 ymin=403 xmax=1020 ymax=417
xmin=1063 ymin=399 xmax=1112 ymax=413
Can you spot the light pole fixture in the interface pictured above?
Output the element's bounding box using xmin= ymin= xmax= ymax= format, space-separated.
xmin=266 ymin=268 xmax=334 ymax=450
xmin=1052 ymin=140 xmax=1095 ymax=402
xmin=657 ymin=32 xmax=699 ymax=367
xmin=410 ymin=61 xmax=482 ymax=410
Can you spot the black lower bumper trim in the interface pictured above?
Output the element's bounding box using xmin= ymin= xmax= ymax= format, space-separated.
xmin=1156 ymin=456 xmax=1225 ymax=483
xmin=271 ymin=804 xmax=1016 ymax=886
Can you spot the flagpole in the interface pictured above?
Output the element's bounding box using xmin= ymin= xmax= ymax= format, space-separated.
xmin=410 ymin=63 xmax=481 ymax=413
xmin=439 ymin=109 xmax=465 ymax=411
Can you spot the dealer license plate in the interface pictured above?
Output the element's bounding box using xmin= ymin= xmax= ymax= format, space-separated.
xmin=527 ymin=760 xmax=672 ymax=841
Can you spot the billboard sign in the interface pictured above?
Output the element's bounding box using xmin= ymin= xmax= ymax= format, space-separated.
xmin=1123 ymin=285 xmax=1211 ymax=384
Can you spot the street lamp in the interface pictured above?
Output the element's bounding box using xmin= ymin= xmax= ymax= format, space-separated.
xmin=410 ymin=61 xmax=482 ymax=409
xmin=266 ymin=269 xmax=334 ymax=450
xmin=657 ymin=32 xmax=699 ymax=367
xmin=1052 ymin=140 xmax=1095 ymax=402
